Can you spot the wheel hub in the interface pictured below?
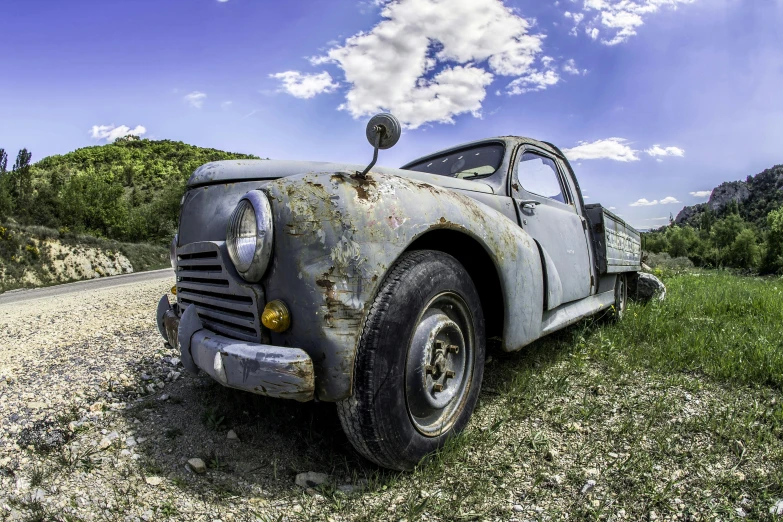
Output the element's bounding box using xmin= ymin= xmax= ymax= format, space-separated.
xmin=405 ymin=293 xmax=474 ymax=436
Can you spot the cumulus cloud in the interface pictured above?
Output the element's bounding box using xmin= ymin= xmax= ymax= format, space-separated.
xmin=274 ymin=0 xmax=570 ymax=128
xmin=184 ymin=91 xmax=207 ymax=109
xmin=690 ymin=190 xmax=712 ymax=198
xmin=562 ymin=58 xmax=587 ymax=75
xmin=660 ymin=196 xmax=680 ymax=204
xmin=630 ymin=198 xmax=659 ymax=206
xmin=579 ymin=0 xmax=697 ymax=46
xmin=90 ymin=124 xmax=146 ymax=143
xmin=645 ymin=144 xmax=685 ymax=157
xmin=563 ymin=138 xmax=639 ymax=162
xmin=270 ymin=71 xmax=339 ymax=99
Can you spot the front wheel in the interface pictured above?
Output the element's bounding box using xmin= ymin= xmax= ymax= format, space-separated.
xmin=337 ymin=250 xmax=486 ymax=470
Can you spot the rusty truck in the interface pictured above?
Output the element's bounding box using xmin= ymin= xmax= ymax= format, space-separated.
xmin=157 ymin=113 xmax=641 ymax=470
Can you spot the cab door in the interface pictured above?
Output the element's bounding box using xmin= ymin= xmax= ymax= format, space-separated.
xmin=512 ymin=148 xmax=592 ymax=307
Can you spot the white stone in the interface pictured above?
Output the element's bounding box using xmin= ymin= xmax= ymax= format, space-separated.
xmin=295 ymin=472 xmax=329 ymax=488
xmin=581 ymin=480 xmax=596 ymax=494
xmin=145 ymin=476 xmax=163 ymax=486
xmin=770 ymin=500 xmax=783 ymax=516
xmin=226 ymin=430 xmax=239 ymax=441
xmin=188 ymin=458 xmax=206 ymax=474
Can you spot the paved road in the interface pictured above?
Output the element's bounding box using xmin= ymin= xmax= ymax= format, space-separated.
xmin=0 ymin=268 xmax=174 ymax=306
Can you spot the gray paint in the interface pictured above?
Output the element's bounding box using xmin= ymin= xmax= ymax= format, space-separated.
xmin=165 ymin=135 xmax=641 ymax=403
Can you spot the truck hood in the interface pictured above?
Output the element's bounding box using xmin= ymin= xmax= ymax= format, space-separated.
xmin=187 ymin=159 xmax=494 ymax=195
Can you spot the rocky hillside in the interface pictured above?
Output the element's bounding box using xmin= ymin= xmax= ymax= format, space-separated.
xmin=676 ymin=165 xmax=783 ymax=228
xmin=0 ymin=223 xmax=167 ymax=293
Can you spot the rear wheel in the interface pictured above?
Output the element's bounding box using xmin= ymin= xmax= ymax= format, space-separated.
xmin=612 ymin=273 xmax=628 ymax=320
xmin=337 ymin=250 xmax=485 ymax=470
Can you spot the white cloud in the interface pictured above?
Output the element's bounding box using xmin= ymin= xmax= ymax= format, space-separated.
xmin=90 ymin=124 xmax=146 ymax=143
xmin=184 ymin=91 xmax=207 ymax=109
xmin=279 ymin=0 xmax=567 ymax=128
xmin=660 ymin=196 xmax=680 ymax=204
xmin=647 ymin=217 xmax=670 ymax=221
xmin=562 ymin=58 xmax=587 ymax=75
xmin=581 ymin=0 xmax=697 ymax=46
xmin=690 ymin=190 xmax=711 ymax=198
xmin=630 ymin=198 xmax=659 ymax=206
xmin=645 ymin=144 xmax=685 ymax=157
xmin=270 ymin=71 xmax=339 ymax=99
xmin=563 ymin=138 xmax=639 ymax=162
xmin=608 ymin=206 xmax=617 ymax=210
xmin=221 ymin=101 xmax=233 ymax=109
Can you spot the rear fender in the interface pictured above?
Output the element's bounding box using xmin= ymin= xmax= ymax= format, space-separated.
xmin=262 ymin=171 xmax=543 ymax=401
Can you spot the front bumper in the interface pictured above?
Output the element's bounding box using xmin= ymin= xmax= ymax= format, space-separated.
xmin=157 ymin=295 xmax=315 ymax=402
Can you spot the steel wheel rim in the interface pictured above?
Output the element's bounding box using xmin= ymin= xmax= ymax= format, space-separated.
xmin=405 ymin=291 xmax=475 ymax=437
xmin=617 ymin=275 xmax=627 ymax=318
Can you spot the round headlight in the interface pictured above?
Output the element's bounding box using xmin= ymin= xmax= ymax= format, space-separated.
xmin=226 ymin=190 xmax=273 ymax=281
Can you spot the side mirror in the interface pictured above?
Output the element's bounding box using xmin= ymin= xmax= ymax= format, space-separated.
xmin=366 ymin=113 xmax=401 ymax=150
xmin=358 ymin=113 xmax=401 ymax=178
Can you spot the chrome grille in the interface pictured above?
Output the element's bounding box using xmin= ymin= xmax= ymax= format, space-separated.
xmin=176 ymin=242 xmax=262 ymax=342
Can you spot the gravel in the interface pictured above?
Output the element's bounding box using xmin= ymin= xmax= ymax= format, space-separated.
xmin=0 ymin=279 xmax=351 ymax=520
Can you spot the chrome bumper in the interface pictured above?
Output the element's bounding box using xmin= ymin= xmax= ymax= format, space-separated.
xmin=157 ymin=295 xmax=315 ymax=402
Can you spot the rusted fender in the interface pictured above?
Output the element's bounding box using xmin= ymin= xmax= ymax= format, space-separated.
xmin=262 ymin=170 xmax=544 ymax=401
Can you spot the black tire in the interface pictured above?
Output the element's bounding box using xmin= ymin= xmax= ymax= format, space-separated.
xmin=337 ymin=250 xmax=486 ymax=470
xmin=612 ymin=273 xmax=628 ymax=321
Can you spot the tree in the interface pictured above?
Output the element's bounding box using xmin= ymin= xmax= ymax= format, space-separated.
xmin=11 ymin=148 xmax=33 ymax=217
xmin=726 ymin=228 xmax=759 ymax=269
xmin=762 ymin=207 xmax=783 ymax=274
xmin=0 ymin=148 xmax=7 ymax=174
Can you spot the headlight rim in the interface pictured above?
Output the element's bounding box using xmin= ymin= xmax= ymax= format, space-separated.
xmin=170 ymin=233 xmax=178 ymax=270
xmin=226 ymin=190 xmax=274 ymax=282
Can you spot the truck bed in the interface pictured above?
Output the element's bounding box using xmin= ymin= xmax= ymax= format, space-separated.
xmin=584 ymin=204 xmax=642 ymax=274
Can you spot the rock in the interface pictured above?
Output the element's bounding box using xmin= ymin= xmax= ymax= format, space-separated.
xmin=31 ymin=488 xmax=46 ymax=501
xmin=649 ymin=511 xmax=658 ymax=520
xmin=512 ymin=505 xmax=524 ymax=512
xmin=770 ymin=499 xmax=783 ymax=516
xmin=226 ymin=430 xmax=239 ymax=441
xmin=584 ymin=468 xmax=600 ymax=479
xmin=170 ymin=357 xmax=181 ymax=366
xmin=188 ymin=458 xmax=207 ymax=474
xmin=125 ymin=436 xmax=137 ymax=447
xmin=99 ymin=431 xmax=119 ymax=449
xmin=159 ymin=394 xmax=169 ymax=401
xmin=145 ymin=476 xmax=163 ymax=486
xmin=295 ymin=472 xmax=329 ymax=488
xmin=581 ymin=480 xmax=596 ymax=494
xmin=545 ymin=448 xmax=559 ymax=461
xmin=337 ymin=484 xmax=360 ymax=494
xmin=629 ymin=272 xmax=666 ymax=302
xmin=736 ymin=507 xmax=747 ymax=518
xmin=89 ymin=402 xmax=105 ymax=412
xmin=608 ymin=452 xmax=619 ymax=459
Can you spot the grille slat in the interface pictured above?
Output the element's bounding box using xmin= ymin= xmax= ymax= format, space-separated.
xmin=175 ymin=242 xmax=262 ymax=342
xmin=177 ymin=269 xmax=225 ymax=280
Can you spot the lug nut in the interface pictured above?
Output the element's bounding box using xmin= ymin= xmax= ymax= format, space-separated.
xmin=432 ymin=383 xmax=444 ymax=392
xmin=425 ymin=365 xmax=435 ymax=375
xmin=447 ymin=344 xmax=459 ymax=354
xmin=445 ymin=370 xmax=456 ymax=379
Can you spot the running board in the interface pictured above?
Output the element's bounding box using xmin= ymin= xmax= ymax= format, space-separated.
xmin=541 ymin=291 xmax=615 ymax=336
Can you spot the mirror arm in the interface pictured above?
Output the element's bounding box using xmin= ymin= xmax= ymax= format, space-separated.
xmin=358 ymin=128 xmax=384 ymax=179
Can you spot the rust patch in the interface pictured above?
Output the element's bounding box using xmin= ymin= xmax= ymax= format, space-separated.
xmin=439 ymin=216 xmax=447 ymax=224
xmin=512 ymin=182 xmax=520 ymax=192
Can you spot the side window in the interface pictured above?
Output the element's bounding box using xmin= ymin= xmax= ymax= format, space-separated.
xmin=517 ymin=152 xmax=566 ymax=203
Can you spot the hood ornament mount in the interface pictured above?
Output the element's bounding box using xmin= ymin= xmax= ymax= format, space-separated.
xmin=357 ymin=113 xmax=401 ymax=179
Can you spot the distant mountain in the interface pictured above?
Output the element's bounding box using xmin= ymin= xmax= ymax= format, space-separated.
xmin=675 ymin=165 xmax=783 ymax=229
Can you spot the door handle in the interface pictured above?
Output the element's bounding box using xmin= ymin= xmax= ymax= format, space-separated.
xmin=518 ymin=199 xmax=540 ymax=209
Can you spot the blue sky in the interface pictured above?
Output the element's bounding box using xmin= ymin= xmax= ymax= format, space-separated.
xmin=1 ymin=0 xmax=781 ymax=228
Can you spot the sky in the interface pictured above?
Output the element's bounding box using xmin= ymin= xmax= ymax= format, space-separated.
xmin=1 ymin=0 xmax=782 ymax=228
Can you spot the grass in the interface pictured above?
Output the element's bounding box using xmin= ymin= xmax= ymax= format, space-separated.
xmin=309 ymin=268 xmax=783 ymax=520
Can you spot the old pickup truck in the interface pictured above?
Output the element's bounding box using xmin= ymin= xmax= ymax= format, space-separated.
xmin=157 ymin=113 xmax=641 ymax=471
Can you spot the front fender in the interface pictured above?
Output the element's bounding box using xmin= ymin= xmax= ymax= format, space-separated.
xmin=263 ymin=171 xmax=543 ymax=401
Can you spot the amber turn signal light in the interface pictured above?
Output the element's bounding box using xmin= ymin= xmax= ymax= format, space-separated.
xmin=262 ymin=300 xmax=291 ymax=333
xmin=171 ymin=286 xmax=177 ymax=295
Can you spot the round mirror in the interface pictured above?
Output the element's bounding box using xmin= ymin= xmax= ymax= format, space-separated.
xmin=366 ymin=113 xmax=401 ymax=150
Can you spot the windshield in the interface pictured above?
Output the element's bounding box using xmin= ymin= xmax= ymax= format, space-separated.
xmin=403 ymin=143 xmax=505 ymax=180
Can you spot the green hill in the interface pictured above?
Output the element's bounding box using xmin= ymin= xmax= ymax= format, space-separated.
xmin=0 ymin=136 xmax=258 ymax=242
xmin=645 ymin=164 xmax=783 ymax=274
